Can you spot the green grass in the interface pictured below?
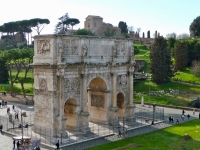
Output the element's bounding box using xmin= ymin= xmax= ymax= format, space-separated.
xmin=173 ymin=68 xmax=200 ymax=84
xmin=0 ymin=69 xmax=34 ymax=94
xmin=134 ymin=44 xmax=150 ymax=72
xmin=89 ymin=120 xmax=200 ymax=150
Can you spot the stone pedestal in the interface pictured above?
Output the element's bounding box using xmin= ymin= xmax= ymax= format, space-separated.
xmin=126 ymin=105 xmax=136 ymax=124
xmin=80 ymin=111 xmax=90 ymax=132
xmin=109 ymin=107 xmax=119 ymax=127
xmin=61 ymin=116 xmax=68 ymax=138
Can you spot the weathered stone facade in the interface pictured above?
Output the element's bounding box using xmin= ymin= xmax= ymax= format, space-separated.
xmin=32 ymin=34 xmax=135 ymax=136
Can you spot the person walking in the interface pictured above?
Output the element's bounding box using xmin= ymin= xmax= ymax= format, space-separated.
xmin=182 ymin=109 xmax=185 ymax=115
xmin=0 ymin=102 xmax=1 ymax=109
xmin=187 ymin=114 xmax=190 ymax=120
xmin=56 ymin=140 xmax=60 ymax=149
xmin=181 ymin=114 xmax=185 ymax=121
xmin=176 ymin=117 xmax=179 ymax=124
xmin=12 ymin=105 xmax=15 ymax=111
xmin=0 ymin=124 xmax=3 ymax=134
xmin=17 ymin=141 xmax=20 ymax=149
xmin=193 ymin=109 xmax=195 ymax=115
xmin=13 ymin=140 xmax=16 ymax=149
xmin=118 ymin=129 xmax=122 ymax=138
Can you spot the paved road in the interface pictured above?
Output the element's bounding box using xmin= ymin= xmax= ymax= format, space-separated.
xmin=0 ymin=101 xmax=49 ymax=150
xmin=0 ymin=101 xmax=199 ymax=150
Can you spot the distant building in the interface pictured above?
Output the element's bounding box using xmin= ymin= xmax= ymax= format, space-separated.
xmin=84 ymin=15 xmax=121 ymax=36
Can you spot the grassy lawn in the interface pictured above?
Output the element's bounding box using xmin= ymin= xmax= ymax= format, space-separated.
xmin=89 ymin=120 xmax=200 ymax=150
xmin=134 ymin=44 xmax=150 ymax=72
xmin=134 ymin=80 xmax=200 ymax=106
xmin=0 ymin=70 xmax=34 ymax=94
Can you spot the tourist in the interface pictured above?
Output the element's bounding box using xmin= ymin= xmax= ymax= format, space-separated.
xmin=0 ymin=101 xmax=1 ymax=108
xmin=181 ymin=114 xmax=184 ymax=121
xmin=187 ymin=114 xmax=190 ymax=120
xmin=7 ymin=107 xmax=10 ymax=115
xmin=2 ymin=100 xmax=4 ymax=108
xmin=0 ymin=124 xmax=3 ymax=134
xmin=169 ymin=116 xmax=172 ymax=123
xmin=13 ymin=140 xmax=16 ymax=149
xmin=12 ymin=105 xmax=15 ymax=111
xmin=56 ymin=140 xmax=60 ymax=149
xmin=176 ymin=117 xmax=179 ymax=124
xmin=17 ymin=141 xmax=20 ymax=149
xmin=182 ymin=109 xmax=185 ymax=115
xmin=118 ymin=129 xmax=122 ymax=138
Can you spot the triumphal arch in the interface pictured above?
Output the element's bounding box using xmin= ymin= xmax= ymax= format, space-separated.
xmin=32 ymin=34 xmax=135 ymax=136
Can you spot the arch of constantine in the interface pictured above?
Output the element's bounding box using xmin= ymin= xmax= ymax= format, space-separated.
xmin=32 ymin=34 xmax=135 ymax=136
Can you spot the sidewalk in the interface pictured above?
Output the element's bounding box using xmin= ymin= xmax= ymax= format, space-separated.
xmin=0 ymin=94 xmax=34 ymax=106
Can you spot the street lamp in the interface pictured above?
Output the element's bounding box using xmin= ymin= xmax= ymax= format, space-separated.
xmin=18 ymin=106 xmax=27 ymax=140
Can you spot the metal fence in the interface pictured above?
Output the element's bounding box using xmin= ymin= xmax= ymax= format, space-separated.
xmin=1 ymin=105 xmax=164 ymax=147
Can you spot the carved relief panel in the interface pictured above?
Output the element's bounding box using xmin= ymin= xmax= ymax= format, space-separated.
xmin=91 ymin=94 xmax=104 ymax=108
xmin=37 ymin=40 xmax=50 ymax=54
xmin=64 ymin=78 xmax=80 ymax=100
xmin=57 ymin=39 xmax=79 ymax=57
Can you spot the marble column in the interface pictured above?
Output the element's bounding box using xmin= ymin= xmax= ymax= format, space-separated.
xmin=126 ymin=71 xmax=135 ymax=123
xmin=110 ymin=72 xmax=119 ymax=126
xmin=58 ymin=69 xmax=68 ymax=137
xmin=80 ymin=73 xmax=90 ymax=132
xmin=129 ymin=72 xmax=133 ymax=105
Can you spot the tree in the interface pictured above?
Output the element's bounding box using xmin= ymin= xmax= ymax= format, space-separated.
xmin=55 ymin=13 xmax=70 ymax=33
xmin=74 ymin=29 xmax=94 ymax=35
xmin=128 ymin=26 xmax=134 ymax=32
xmin=29 ymin=18 xmax=50 ymax=35
xmin=118 ymin=21 xmax=128 ymax=33
xmin=174 ymin=41 xmax=188 ymax=72
xmin=0 ymin=60 xmax=9 ymax=83
xmin=177 ymin=33 xmax=190 ymax=39
xmin=150 ymin=36 xmax=172 ymax=84
xmin=103 ymin=28 xmax=115 ymax=37
xmin=190 ymin=16 xmax=200 ymax=37
xmin=64 ymin=18 xmax=80 ymax=30
xmin=167 ymin=37 xmax=176 ymax=57
xmin=0 ymin=48 xmax=34 ymax=95
xmin=166 ymin=32 xmax=176 ymax=39
xmin=190 ymin=60 xmax=200 ymax=77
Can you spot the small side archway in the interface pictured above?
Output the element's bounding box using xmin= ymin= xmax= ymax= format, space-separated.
xmin=117 ymin=92 xmax=124 ymax=118
xmin=64 ymin=98 xmax=77 ymax=129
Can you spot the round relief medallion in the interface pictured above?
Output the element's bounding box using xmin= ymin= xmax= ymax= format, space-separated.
xmin=71 ymin=79 xmax=79 ymax=89
xmin=64 ymin=79 xmax=70 ymax=88
xmin=39 ymin=79 xmax=47 ymax=90
xmin=121 ymin=75 xmax=127 ymax=84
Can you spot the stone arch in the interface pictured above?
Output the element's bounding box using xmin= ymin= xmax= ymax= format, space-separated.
xmin=64 ymin=98 xmax=78 ymax=129
xmin=87 ymin=74 xmax=110 ymax=91
xmin=87 ymin=77 xmax=108 ymax=123
xmin=117 ymin=92 xmax=125 ymax=118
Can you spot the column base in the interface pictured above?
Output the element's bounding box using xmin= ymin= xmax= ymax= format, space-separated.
xmin=109 ymin=107 xmax=120 ymax=127
xmin=126 ymin=105 xmax=136 ymax=123
xmin=80 ymin=111 xmax=90 ymax=132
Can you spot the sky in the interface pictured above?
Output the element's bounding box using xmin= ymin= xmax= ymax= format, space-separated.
xmin=0 ymin=0 xmax=199 ymax=38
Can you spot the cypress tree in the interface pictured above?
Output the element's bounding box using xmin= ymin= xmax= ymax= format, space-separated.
xmin=150 ymin=36 xmax=172 ymax=84
xmin=174 ymin=41 xmax=188 ymax=72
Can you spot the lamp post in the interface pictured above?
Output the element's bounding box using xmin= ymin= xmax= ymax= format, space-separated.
xmin=18 ymin=106 xmax=27 ymax=140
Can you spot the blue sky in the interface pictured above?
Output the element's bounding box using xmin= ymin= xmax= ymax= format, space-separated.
xmin=0 ymin=0 xmax=199 ymax=37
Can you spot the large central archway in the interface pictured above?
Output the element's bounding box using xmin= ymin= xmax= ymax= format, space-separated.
xmin=87 ymin=77 xmax=108 ymax=123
